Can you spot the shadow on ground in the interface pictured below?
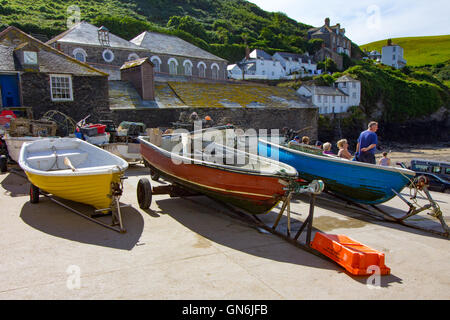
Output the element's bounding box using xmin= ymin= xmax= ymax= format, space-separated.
xmin=1 ymin=171 xmax=29 ymax=197
xmin=155 ymin=195 xmax=403 ymax=287
xmin=20 ymin=197 xmax=144 ymax=250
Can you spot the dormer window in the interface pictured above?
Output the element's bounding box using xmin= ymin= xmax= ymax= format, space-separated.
xmin=98 ymin=26 xmax=110 ymax=46
xmin=24 ymin=51 xmax=38 ymax=65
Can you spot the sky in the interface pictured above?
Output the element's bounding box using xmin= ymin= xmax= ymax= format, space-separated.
xmin=249 ymin=0 xmax=450 ymax=45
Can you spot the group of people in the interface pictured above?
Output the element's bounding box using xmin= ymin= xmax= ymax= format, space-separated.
xmin=289 ymin=121 xmax=391 ymax=166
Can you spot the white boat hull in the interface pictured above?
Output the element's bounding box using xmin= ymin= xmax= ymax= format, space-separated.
xmin=103 ymin=143 xmax=142 ymax=162
xmin=4 ymin=135 xmax=41 ymax=162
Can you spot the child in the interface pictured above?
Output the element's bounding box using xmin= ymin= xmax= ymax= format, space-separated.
xmin=379 ymin=152 xmax=391 ymax=166
xmin=322 ymin=142 xmax=334 ymax=155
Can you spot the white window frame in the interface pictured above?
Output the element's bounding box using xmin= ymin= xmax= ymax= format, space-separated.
xmin=50 ymin=74 xmax=73 ymax=102
xmin=197 ymin=61 xmax=206 ymax=78
xmin=72 ymin=48 xmax=87 ymax=63
xmin=183 ymin=60 xmax=193 ymax=76
xmin=211 ymin=63 xmax=220 ymax=79
xmin=102 ymin=49 xmax=114 ymax=63
xmin=150 ymin=56 xmax=162 ymax=72
xmin=168 ymin=58 xmax=179 ymax=75
xmin=128 ymin=53 xmax=140 ymax=61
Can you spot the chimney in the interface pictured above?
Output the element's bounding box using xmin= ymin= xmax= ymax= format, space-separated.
xmin=387 ymin=38 xmax=392 ymax=46
xmin=120 ymin=58 xmax=155 ymax=101
xmin=325 ymin=17 xmax=330 ymax=27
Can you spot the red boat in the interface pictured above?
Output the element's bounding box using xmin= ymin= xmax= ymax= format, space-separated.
xmin=137 ymin=132 xmax=298 ymax=214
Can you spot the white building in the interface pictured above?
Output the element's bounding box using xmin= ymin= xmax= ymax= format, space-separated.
xmin=297 ymin=75 xmax=361 ymax=114
xmin=368 ymin=50 xmax=381 ymax=62
xmin=272 ymin=52 xmax=318 ymax=76
xmin=335 ymin=75 xmax=361 ymax=107
xmin=381 ymin=41 xmax=406 ymax=69
xmin=227 ymin=64 xmax=243 ymax=79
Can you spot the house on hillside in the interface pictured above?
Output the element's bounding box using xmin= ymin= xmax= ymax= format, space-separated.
xmin=46 ymin=21 xmax=149 ymax=80
xmin=130 ymin=31 xmax=227 ymax=81
xmin=308 ymin=18 xmax=353 ymax=71
xmin=272 ymin=52 xmax=318 ymax=76
xmin=297 ymin=75 xmax=360 ymax=114
xmin=0 ymin=26 xmax=109 ymax=120
xmin=367 ymin=50 xmax=382 ymax=62
xmin=381 ymin=39 xmax=407 ymax=69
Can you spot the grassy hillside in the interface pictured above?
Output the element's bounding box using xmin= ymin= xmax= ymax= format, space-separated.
xmin=361 ymin=35 xmax=450 ymax=66
xmin=0 ymin=0 xmax=317 ymax=62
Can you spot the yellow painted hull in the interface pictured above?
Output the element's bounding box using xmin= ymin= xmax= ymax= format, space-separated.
xmin=25 ymin=171 xmax=124 ymax=210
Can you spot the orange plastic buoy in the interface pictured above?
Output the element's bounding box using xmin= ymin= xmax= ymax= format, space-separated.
xmin=311 ymin=233 xmax=391 ymax=276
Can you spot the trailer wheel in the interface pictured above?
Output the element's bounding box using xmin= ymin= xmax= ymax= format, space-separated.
xmin=0 ymin=155 xmax=7 ymax=173
xmin=30 ymin=184 xmax=40 ymax=204
xmin=137 ymin=178 xmax=152 ymax=209
xmin=150 ymin=169 xmax=160 ymax=182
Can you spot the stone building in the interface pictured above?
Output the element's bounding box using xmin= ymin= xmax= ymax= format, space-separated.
xmin=130 ymin=31 xmax=227 ymax=81
xmin=308 ymin=18 xmax=352 ymax=70
xmin=0 ymin=26 xmax=109 ymax=120
xmin=46 ymin=21 xmax=149 ymax=80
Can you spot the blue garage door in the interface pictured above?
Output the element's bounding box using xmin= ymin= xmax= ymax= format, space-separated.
xmin=0 ymin=74 xmax=20 ymax=107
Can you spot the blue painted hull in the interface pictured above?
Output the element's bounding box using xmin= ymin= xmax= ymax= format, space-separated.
xmin=258 ymin=139 xmax=416 ymax=205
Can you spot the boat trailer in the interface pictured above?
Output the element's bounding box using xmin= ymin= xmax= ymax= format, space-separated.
xmin=320 ymin=175 xmax=449 ymax=238
xmin=137 ymin=176 xmax=329 ymax=257
xmin=18 ymin=169 xmax=129 ymax=233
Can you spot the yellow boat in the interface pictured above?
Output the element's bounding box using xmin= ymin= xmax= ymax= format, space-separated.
xmin=19 ymin=138 xmax=128 ymax=211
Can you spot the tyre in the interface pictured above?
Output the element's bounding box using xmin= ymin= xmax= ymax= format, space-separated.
xmin=30 ymin=184 xmax=40 ymax=204
xmin=0 ymin=155 xmax=7 ymax=173
xmin=150 ymin=169 xmax=160 ymax=182
xmin=137 ymin=178 xmax=152 ymax=209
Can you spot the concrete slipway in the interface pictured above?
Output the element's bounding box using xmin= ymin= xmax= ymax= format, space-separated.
xmin=0 ymin=165 xmax=449 ymax=300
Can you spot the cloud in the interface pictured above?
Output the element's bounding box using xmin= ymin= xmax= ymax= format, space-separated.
xmin=249 ymin=0 xmax=450 ymax=44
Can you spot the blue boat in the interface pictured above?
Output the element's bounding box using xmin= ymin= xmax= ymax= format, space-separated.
xmin=258 ymin=139 xmax=416 ymax=205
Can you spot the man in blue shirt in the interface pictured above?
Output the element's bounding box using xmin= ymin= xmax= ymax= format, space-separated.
xmin=356 ymin=121 xmax=378 ymax=164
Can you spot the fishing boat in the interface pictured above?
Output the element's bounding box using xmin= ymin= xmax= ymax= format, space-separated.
xmin=19 ymin=137 xmax=128 ymax=211
xmin=258 ymin=139 xmax=416 ymax=205
xmin=138 ymin=132 xmax=298 ymax=214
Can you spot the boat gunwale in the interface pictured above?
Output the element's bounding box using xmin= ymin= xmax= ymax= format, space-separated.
xmin=138 ymin=136 xmax=298 ymax=178
xmin=19 ymin=138 xmax=128 ymax=177
xmin=259 ymin=138 xmax=416 ymax=177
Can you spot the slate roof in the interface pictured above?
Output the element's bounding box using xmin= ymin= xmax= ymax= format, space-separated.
xmin=47 ymin=21 xmax=146 ymax=51
xmin=275 ymin=52 xmax=313 ymax=62
xmin=303 ymin=85 xmax=347 ymax=96
xmin=335 ymin=75 xmax=357 ymax=83
xmin=120 ymin=57 xmax=153 ymax=70
xmin=0 ymin=26 xmax=107 ymax=76
xmin=249 ymin=49 xmax=272 ymax=60
xmin=130 ymin=31 xmax=226 ymax=62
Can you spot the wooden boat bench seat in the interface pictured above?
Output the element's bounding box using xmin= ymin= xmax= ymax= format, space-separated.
xmin=27 ymin=150 xmax=88 ymax=171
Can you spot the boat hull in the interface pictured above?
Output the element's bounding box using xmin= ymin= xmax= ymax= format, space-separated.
xmin=140 ymin=139 xmax=293 ymax=214
xmin=25 ymin=171 xmax=123 ymax=210
xmin=258 ymin=139 xmax=415 ymax=205
xmin=103 ymin=143 xmax=141 ymax=162
xmin=4 ymin=135 xmax=41 ymax=162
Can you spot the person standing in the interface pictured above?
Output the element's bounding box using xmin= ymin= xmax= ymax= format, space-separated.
xmin=356 ymin=121 xmax=378 ymax=164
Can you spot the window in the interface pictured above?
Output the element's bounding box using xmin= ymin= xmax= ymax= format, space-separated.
xmin=352 ymin=82 xmax=356 ymax=88
xmin=168 ymin=58 xmax=178 ymax=75
xmin=128 ymin=53 xmax=139 ymax=61
xmin=72 ymin=48 xmax=87 ymax=63
xmin=183 ymin=60 xmax=193 ymax=76
xmin=211 ymin=64 xmax=219 ymax=79
xmin=102 ymin=49 xmax=114 ymax=63
xmin=324 ymin=96 xmax=328 ymax=103
xmin=198 ymin=62 xmax=206 ymax=78
xmin=151 ymin=56 xmax=161 ymax=72
xmin=50 ymin=75 xmax=73 ymax=102
xmin=324 ymin=106 xmax=328 ymax=113
xmin=393 ymin=54 xmax=396 ymax=60
xmin=433 ymin=166 xmax=441 ymax=174
xmin=352 ymin=92 xmax=357 ymax=99
xmin=342 ymin=82 xmax=347 ymax=88
xmin=317 ymin=95 xmax=322 ymax=103
xmin=393 ymin=46 xmax=396 ymax=52
xmin=340 ymin=106 xmax=344 ymax=112
xmin=332 ymin=96 xmax=336 ymax=103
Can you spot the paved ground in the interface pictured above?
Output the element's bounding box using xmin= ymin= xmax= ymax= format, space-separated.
xmin=0 ymin=164 xmax=449 ymax=300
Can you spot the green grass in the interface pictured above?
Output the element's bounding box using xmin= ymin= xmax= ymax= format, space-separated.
xmin=361 ymin=35 xmax=450 ymax=66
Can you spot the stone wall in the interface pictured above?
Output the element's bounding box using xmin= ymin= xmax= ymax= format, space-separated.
xmin=99 ymin=107 xmax=318 ymax=140
xmin=20 ymin=72 xmax=109 ymax=122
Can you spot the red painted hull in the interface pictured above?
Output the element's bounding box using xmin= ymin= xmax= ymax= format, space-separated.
xmin=140 ymin=139 xmax=294 ymax=214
